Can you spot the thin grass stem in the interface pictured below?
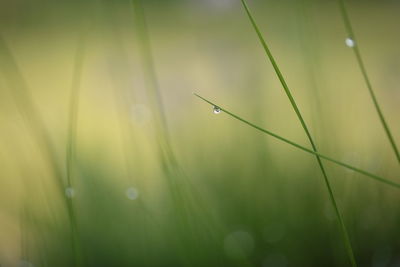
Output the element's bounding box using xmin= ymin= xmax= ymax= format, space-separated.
xmin=239 ymin=0 xmax=357 ymax=265
xmin=130 ymin=0 xmax=185 ymax=213
xmin=66 ymin=27 xmax=88 ymax=189
xmin=0 ymin=34 xmax=81 ymax=267
xmin=194 ymin=93 xmax=399 ymax=188
xmin=0 ymin=35 xmax=64 ymax=191
xmin=131 ymin=2 xmax=231 ymax=264
xmin=337 ymin=0 xmax=400 ymax=164
xmin=130 ymin=1 xmax=204 ymax=263
xmin=65 ymin=26 xmax=90 ymax=267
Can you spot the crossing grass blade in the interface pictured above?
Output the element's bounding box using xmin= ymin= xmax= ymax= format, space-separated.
xmin=235 ymin=1 xmax=358 ymax=264
xmin=194 ymin=93 xmax=399 ymax=189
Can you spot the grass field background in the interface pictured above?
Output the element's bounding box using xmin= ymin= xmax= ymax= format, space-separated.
xmin=0 ymin=0 xmax=400 ymax=266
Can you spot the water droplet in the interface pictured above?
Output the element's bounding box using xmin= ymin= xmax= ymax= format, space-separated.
xmin=213 ymin=106 xmax=221 ymax=114
xmin=65 ymin=187 xmax=75 ymax=198
xmin=126 ymin=187 xmax=139 ymax=200
xmin=345 ymin=37 xmax=355 ymax=47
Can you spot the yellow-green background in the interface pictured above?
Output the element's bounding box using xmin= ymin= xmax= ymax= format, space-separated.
xmin=0 ymin=0 xmax=399 ymax=266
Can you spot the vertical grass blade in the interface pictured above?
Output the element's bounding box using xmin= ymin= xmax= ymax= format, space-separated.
xmin=0 ymin=34 xmax=81 ymax=267
xmin=130 ymin=1 xmax=202 ymax=263
xmin=337 ymin=0 xmax=400 ymax=164
xmin=239 ymin=1 xmax=357 ymax=265
xmin=130 ymin=0 xmax=170 ymax=139
xmin=66 ymin=27 xmax=88 ymax=191
xmin=130 ymin=0 xmax=184 ymax=211
xmin=20 ymin=204 xmax=28 ymax=264
xmin=130 ymin=0 xmax=183 ymax=197
xmin=65 ymin=26 xmax=89 ymax=267
xmin=130 ymin=2 xmax=231 ymax=264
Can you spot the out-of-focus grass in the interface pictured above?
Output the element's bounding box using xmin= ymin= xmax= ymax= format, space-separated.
xmin=0 ymin=0 xmax=400 ymax=266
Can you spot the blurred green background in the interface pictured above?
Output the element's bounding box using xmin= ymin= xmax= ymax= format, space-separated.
xmin=1 ymin=0 xmax=400 ymax=266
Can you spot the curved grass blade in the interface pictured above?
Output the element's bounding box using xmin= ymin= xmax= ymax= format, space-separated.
xmin=130 ymin=0 xmax=184 ymax=210
xmin=239 ymin=0 xmax=357 ymax=265
xmin=337 ymin=0 xmax=400 ymax=164
xmin=0 ymin=34 xmax=64 ymax=191
xmin=194 ymin=93 xmax=399 ymax=188
xmin=0 ymin=34 xmax=81 ymax=266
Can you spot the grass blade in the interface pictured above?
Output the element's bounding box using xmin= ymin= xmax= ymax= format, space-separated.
xmin=0 ymin=34 xmax=81 ymax=266
xmin=66 ymin=27 xmax=88 ymax=191
xmin=130 ymin=0 xmax=171 ymax=140
xmin=65 ymin=26 xmax=89 ymax=266
xmin=130 ymin=0 xmax=183 ymax=209
xmin=337 ymin=0 xmax=400 ymax=164
xmin=240 ymin=1 xmax=356 ymax=264
xmin=131 ymin=2 xmax=232 ymax=264
xmin=0 ymin=34 xmax=64 ymax=191
xmin=194 ymin=93 xmax=399 ymax=189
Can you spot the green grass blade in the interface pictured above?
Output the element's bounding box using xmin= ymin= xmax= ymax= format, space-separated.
xmin=66 ymin=27 xmax=88 ymax=189
xmin=65 ymin=27 xmax=89 ymax=267
xmin=131 ymin=2 xmax=232 ymax=264
xmin=194 ymin=93 xmax=399 ymax=188
xmin=239 ymin=0 xmax=357 ymax=265
xmin=131 ymin=0 xmax=171 ymax=140
xmin=337 ymin=0 xmax=400 ymax=164
xmin=0 ymin=34 xmax=64 ymax=191
xmin=130 ymin=0 xmax=182 ymax=205
xmin=0 ymin=34 xmax=81 ymax=267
